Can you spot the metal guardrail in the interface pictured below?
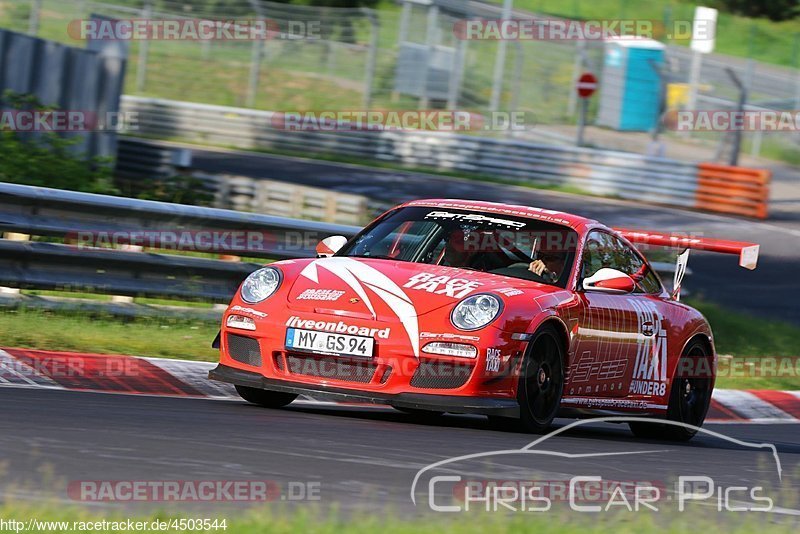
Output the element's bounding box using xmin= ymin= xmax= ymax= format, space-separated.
xmin=0 ymin=182 xmax=360 ymax=303
xmin=0 ymin=182 xmax=688 ymax=305
xmin=120 ymin=96 xmax=699 ymax=209
xmin=120 ymin=95 xmax=770 ymax=218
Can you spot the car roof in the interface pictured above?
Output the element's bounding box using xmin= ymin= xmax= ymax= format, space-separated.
xmin=400 ymin=199 xmax=599 ymax=230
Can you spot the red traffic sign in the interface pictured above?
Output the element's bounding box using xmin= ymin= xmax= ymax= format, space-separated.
xmin=576 ymin=73 xmax=598 ymax=98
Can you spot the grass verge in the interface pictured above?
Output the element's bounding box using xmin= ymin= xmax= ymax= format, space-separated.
xmin=1 ymin=301 xmax=798 ymax=389
xmin=0 ymin=501 xmax=796 ymax=534
xmin=686 ymin=299 xmax=800 ymax=390
xmin=0 ymin=308 xmax=219 ymax=362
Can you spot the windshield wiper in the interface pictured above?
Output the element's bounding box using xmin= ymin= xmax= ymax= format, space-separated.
xmin=347 ymin=254 xmax=401 ymax=261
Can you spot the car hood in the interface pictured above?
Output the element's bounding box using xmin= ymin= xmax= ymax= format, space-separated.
xmin=283 ymin=256 xmax=563 ymax=319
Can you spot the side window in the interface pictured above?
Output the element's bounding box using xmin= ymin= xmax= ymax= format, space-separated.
xmin=582 ymin=231 xmax=662 ymax=294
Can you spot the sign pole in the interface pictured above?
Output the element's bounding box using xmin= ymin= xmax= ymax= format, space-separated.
xmin=575 ymin=72 xmax=597 ymax=147
xmin=577 ymin=98 xmax=588 ymax=147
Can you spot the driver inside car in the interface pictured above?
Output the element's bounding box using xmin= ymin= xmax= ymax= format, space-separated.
xmin=528 ymin=250 xmax=566 ymax=284
xmin=440 ymin=229 xmax=508 ymax=271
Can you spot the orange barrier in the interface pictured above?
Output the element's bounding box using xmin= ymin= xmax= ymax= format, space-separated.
xmin=695 ymin=163 xmax=771 ymax=219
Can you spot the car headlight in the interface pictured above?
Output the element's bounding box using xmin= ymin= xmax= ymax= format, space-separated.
xmin=451 ymin=293 xmax=503 ymax=331
xmin=240 ymin=267 xmax=281 ymax=304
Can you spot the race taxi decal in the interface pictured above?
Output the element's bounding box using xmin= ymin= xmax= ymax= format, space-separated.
xmin=403 ymin=273 xmax=482 ymax=299
xmin=299 ymin=257 xmax=420 ymax=357
xmin=296 ymin=289 xmax=345 ymax=301
xmin=628 ymin=299 xmax=668 ymax=397
xmin=486 ymin=348 xmax=501 ymax=372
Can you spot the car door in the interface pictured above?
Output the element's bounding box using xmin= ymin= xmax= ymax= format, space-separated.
xmin=566 ymin=231 xmax=647 ymax=398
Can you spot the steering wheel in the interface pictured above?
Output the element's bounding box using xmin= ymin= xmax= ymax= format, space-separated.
xmin=503 ymin=262 xmax=551 ymax=283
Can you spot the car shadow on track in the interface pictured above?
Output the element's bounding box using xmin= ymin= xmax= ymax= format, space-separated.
xmin=270 ymin=402 xmax=800 ymax=454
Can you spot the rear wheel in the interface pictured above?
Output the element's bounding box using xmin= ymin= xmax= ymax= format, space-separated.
xmin=235 ymin=385 xmax=297 ymax=408
xmin=629 ymin=340 xmax=712 ymax=441
xmin=516 ymin=324 xmax=565 ymax=433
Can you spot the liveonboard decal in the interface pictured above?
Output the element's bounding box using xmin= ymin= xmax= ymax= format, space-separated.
xmin=285 ymin=316 xmax=390 ymax=339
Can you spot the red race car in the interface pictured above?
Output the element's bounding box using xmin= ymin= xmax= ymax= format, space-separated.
xmin=209 ymin=200 xmax=759 ymax=440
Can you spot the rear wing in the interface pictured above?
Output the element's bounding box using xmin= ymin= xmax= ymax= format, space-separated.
xmin=614 ymin=229 xmax=760 ymax=270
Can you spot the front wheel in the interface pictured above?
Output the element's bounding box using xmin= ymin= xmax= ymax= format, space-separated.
xmin=516 ymin=324 xmax=565 ymax=433
xmin=629 ymin=340 xmax=712 ymax=441
xmin=235 ymin=385 xmax=297 ymax=408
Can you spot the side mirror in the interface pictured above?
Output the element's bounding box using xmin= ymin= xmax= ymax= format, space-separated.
xmin=316 ymin=235 xmax=348 ymax=258
xmin=582 ymin=268 xmax=636 ymax=294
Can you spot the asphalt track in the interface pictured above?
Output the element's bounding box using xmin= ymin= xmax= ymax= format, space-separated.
xmin=164 ymin=141 xmax=800 ymax=325
xmin=1 ymin=387 xmax=798 ymax=517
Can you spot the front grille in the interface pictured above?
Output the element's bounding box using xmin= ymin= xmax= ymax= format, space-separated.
xmin=285 ymin=353 xmax=376 ymax=383
xmin=227 ymin=334 xmax=262 ymax=366
xmin=410 ymin=361 xmax=473 ymax=389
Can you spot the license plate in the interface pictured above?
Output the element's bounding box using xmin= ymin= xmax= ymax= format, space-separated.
xmin=285 ymin=328 xmax=374 ymax=358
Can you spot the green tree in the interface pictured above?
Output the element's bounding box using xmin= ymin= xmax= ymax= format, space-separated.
xmin=709 ymin=0 xmax=800 ymax=21
xmin=0 ymin=91 xmax=115 ymax=194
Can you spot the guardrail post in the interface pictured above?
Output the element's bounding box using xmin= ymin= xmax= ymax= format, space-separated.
xmin=27 ymin=0 xmax=42 ymax=35
xmin=135 ymin=2 xmax=153 ymax=93
xmin=110 ymin=245 xmax=143 ymax=304
xmin=246 ymin=1 xmax=266 ymax=108
xmin=490 ymin=0 xmax=514 ymax=112
xmin=363 ymin=9 xmax=379 ymax=109
xmin=0 ymin=233 xmax=28 ymax=295
xmin=420 ymin=4 xmax=439 ymax=109
xmin=447 ymin=37 xmax=467 ymax=110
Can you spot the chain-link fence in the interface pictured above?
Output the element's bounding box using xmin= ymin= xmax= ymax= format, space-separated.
xmin=1 ymin=0 xmax=798 ymax=159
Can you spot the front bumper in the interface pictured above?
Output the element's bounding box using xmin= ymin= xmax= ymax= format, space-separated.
xmin=209 ymin=364 xmax=520 ymax=417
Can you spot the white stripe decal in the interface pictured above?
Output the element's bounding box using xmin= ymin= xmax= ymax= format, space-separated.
xmin=713 ymin=389 xmax=795 ymax=420
xmin=304 ymin=258 xmax=420 ymax=358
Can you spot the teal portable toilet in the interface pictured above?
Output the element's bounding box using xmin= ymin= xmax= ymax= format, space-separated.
xmin=597 ymin=38 xmax=665 ymax=132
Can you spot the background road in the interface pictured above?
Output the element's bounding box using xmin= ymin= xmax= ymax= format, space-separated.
xmin=169 ymin=142 xmax=800 ymax=325
xmin=1 ymin=388 xmax=797 ymax=516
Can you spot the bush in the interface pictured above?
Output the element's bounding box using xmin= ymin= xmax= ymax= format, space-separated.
xmin=0 ymin=91 xmax=116 ymax=194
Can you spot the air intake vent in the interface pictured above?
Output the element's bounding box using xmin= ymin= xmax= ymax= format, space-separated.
xmin=286 ymin=354 xmax=376 ymax=383
xmin=227 ymin=334 xmax=262 ymax=367
xmin=410 ymin=361 xmax=473 ymax=389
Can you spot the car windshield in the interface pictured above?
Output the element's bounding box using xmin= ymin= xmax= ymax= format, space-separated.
xmin=338 ymin=206 xmax=579 ymax=288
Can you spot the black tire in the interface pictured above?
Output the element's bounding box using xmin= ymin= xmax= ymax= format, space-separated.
xmin=235 ymin=385 xmax=297 ymax=408
xmin=629 ymin=340 xmax=712 ymax=441
xmin=516 ymin=324 xmax=565 ymax=433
